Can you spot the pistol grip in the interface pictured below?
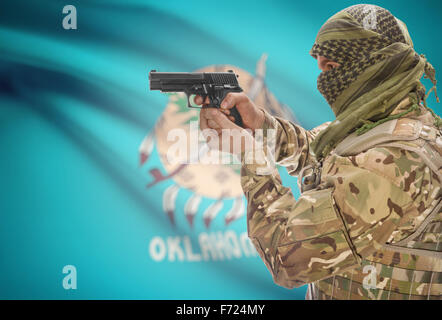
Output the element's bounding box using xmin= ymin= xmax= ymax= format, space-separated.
xmin=229 ymin=106 xmax=244 ymax=127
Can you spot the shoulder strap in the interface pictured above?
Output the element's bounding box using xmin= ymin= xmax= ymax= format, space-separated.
xmin=333 ymin=118 xmax=442 ymax=181
xmin=334 ymin=118 xmax=421 ymax=156
xmin=333 ymin=118 xmax=442 ymax=258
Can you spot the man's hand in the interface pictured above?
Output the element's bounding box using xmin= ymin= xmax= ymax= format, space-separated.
xmin=199 ymin=107 xmax=255 ymax=156
xmin=194 ymin=92 xmax=265 ymax=132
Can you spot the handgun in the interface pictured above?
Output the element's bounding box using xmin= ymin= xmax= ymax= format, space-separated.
xmin=149 ymin=70 xmax=244 ymax=127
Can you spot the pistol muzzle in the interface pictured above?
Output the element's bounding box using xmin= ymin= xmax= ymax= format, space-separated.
xmin=149 ymin=70 xmax=162 ymax=90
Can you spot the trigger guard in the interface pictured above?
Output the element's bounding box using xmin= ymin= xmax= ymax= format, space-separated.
xmin=185 ymin=91 xmax=205 ymax=109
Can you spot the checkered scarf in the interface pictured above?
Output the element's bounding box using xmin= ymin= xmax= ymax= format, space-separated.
xmin=309 ymin=4 xmax=437 ymax=160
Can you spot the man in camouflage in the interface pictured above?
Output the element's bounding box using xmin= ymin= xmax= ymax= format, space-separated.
xmin=196 ymin=4 xmax=441 ymax=299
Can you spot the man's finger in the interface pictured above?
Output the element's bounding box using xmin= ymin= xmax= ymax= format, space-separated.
xmin=208 ymin=108 xmax=239 ymax=129
xmin=194 ymin=95 xmax=211 ymax=105
xmin=207 ymin=119 xmax=221 ymax=129
xmin=220 ymin=92 xmax=247 ymax=110
xmin=194 ymin=95 xmax=203 ymax=105
xmin=199 ymin=108 xmax=210 ymax=131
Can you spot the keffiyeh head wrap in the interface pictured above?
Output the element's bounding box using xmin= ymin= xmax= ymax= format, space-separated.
xmin=309 ymin=4 xmax=440 ymax=160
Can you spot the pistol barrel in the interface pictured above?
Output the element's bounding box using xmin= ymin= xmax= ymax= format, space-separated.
xmin=149 ymin=71 xmax=205 ymax=91
xmin=148 ymin=70 xmax=240 ymax=91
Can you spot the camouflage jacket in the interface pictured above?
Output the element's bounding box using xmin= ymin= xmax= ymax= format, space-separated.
xmin=241 ymin=104 xmax=441 ymax=300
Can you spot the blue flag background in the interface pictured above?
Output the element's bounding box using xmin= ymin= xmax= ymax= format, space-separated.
xmin=0 ymin=0 xmax=441 ymax=299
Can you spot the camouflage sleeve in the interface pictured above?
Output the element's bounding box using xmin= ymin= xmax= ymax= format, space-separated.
xmin=241 ymin=146 xmax=428 ymax=289
xmin=261 ymin=109 xmax=330 ymax=175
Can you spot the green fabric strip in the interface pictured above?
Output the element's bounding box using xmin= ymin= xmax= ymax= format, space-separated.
xmin=309 ymin=4 xmax=441 ymax=160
